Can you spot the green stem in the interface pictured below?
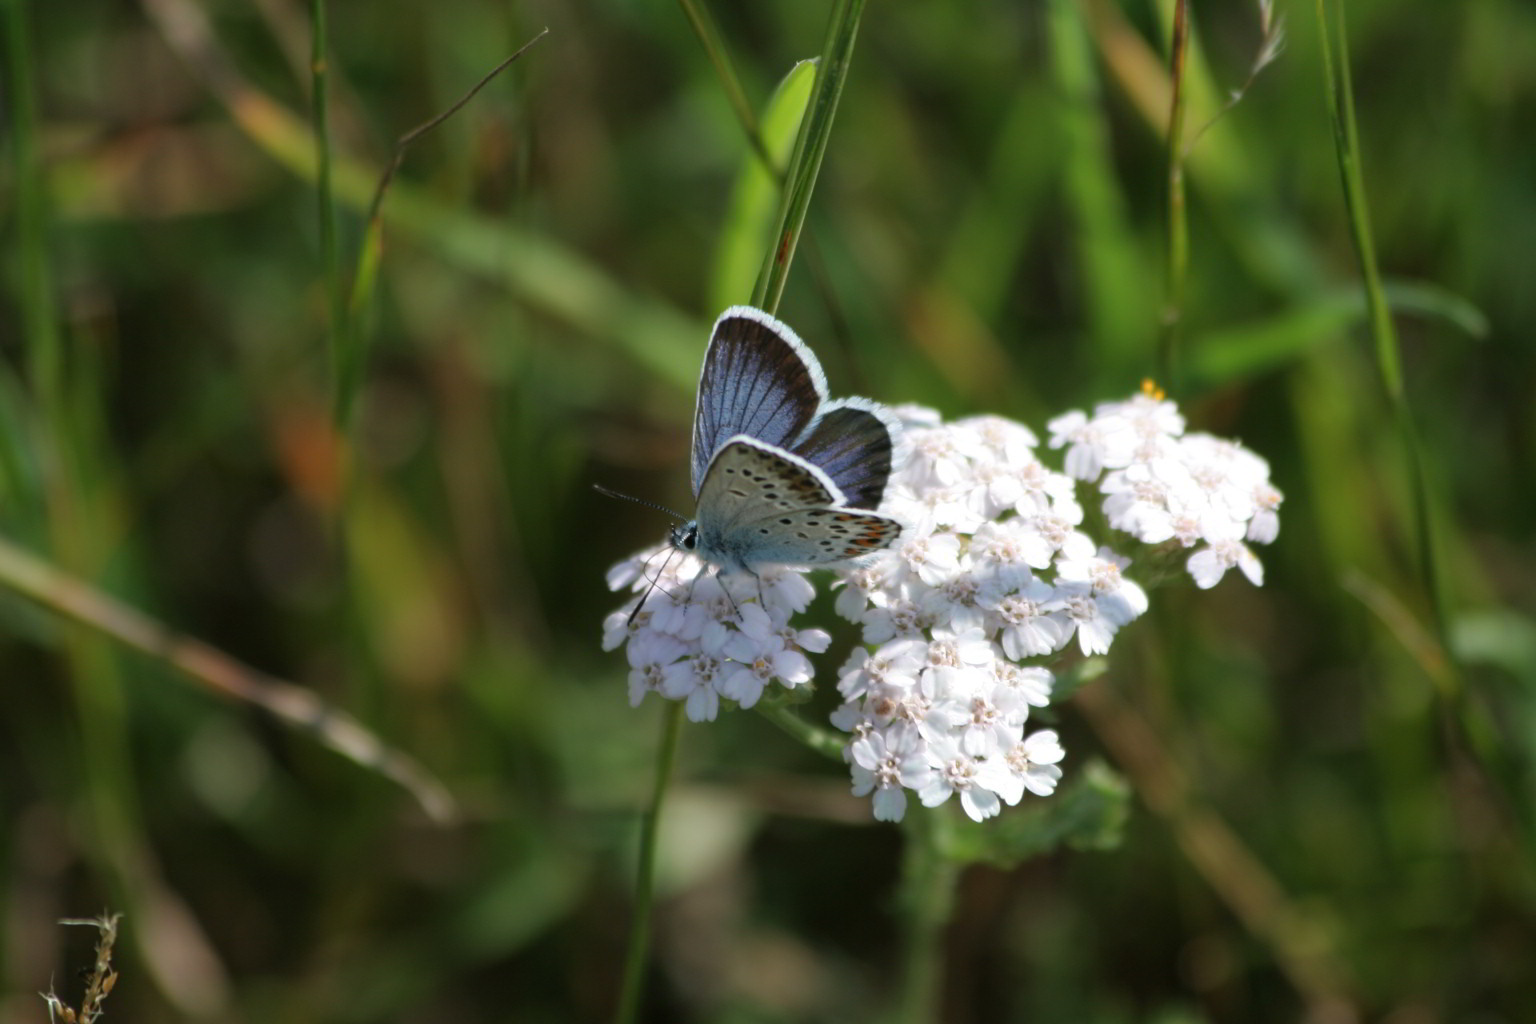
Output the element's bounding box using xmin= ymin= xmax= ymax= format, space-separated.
xmin=1313 ymin=0 xmax=1448 ymax=661
xmin=895 ymin=808 xmax=958 ymax=1024
xmin=752 ymin=0 xmax=868 ymax=316
xmin=310 ymin=0 xmax=348 ymax=424
xmin=675 ymin=0 xmax=777 ymax=177
xmin=755 ymin=701 xmax=846 ymax=759
xmin=1158 ymin=0 xmax=1191 ymax=387
xmin=614 ymin=701 xmax=685 ymax=1024
xmin=3 ymin=0 xmax=60 ymax=407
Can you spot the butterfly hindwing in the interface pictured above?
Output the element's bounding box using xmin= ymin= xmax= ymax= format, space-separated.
xmin=695 ymin=437 xmax=841 ymax=530
xmin=694 ymin=439 xmax=890 ymax=574
xmin=791 ymin=398 xmax=901 ymax=511
xmin=732 ymin=506 xmax=903 ymax=566
xmin=691 ymin=307 xmax=828 ymax=497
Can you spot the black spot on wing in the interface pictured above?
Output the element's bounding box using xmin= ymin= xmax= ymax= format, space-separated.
xmin=791 ymin=405 xmax=896 ymax=510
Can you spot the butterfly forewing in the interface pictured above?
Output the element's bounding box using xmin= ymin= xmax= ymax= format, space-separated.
xmin=691 ymin=308 xmax=827 ymax=497
xmin=791 ymin=398 xmax=900 ymax=511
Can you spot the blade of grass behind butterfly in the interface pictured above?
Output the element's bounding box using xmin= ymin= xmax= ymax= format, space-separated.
xmin=752 ymin=0 xmax=868 ymax=318
xmin=2 ymin=0 xmax=62 ymax=422
xmin=711 ymin=59 xmax=817 ymax=311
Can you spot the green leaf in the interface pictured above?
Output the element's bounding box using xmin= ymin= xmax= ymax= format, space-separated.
xmin=710 ymin=59 xmax=817 ymax=312
xmin=944 ymin=760 xmax=1130 ymax=867
xmin=1188 ymin=279 xmax=1489 ymax=388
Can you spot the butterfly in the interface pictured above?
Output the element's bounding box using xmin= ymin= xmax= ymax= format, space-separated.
xmin=669 ymin=306 xmax=905 ymax=576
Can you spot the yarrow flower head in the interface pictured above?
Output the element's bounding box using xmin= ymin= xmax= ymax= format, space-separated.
xmin=604 ymin=387 xmax=1281 ymax=822
xmin=1049 ymin=382 xmax=1284 ymax=589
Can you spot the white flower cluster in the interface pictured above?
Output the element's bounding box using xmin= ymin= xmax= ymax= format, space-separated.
xmin=828 ymin=409 xmax=1143 ymax=823
xmin=1047 ymin=387 xmax=1283 ymax=589
xmin=604 ymin=555 xmax=830 ymax=723
xmin=603 ymin=390 xmax=1280 ymax=824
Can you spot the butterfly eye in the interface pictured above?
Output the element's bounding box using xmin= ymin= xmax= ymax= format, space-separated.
xmin=670 ymin=523 xmax=699 ymax=551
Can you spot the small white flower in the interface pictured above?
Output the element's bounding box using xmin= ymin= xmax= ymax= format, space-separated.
xmin=969 ymin=519 xmax=1038 ymax=571
xmin=661 ymin=654 xmax=724 ymax=722
xmin=953 ymin=679 xmax=1027 ymax=757
xmin=627 ymin=657 xmax=673 ymax=708
xmin=978 ymin=570 xmax=1068 ymax=659
xmin=1188 ymin=537 xmax=1265 ymax=589
xmin=993 ymin=662 xmax=1054 ymax=707
xmin=999 ymin=729 xmax=1066 ymax=801
xmin=1057 ymin=587 xmax=1124 ymax=656
xmin=1247 ymin=480 xmax=1284 ymax=544
xmin=1013 ymin=511 xmax=1095 ymax=569
xmin=754 ymin=565 xmax=816 ymax=617
xmin=1053 ymin=546 xmax=1148 ymax=626
xmin=918 ymin=735 xmax=1014 ymax=822
xmin=904 ymin=426 xmax=972 ymax=489
xmin=894 ymin=530 xmax=963 ymax=587
xmin=861 ymin=595 xmax=932 ymax=645
xmin=917 ymin=554 xmax=988 ymax=632
xmin=778 ymin=623 xmax=831 ymax=656
xmin=1013 ymin=458 xmax=1078 ymax=516
xmin=838 ymin=639 xmax=927 ymax=702
xmin=1047 ymin=409 xmax=1108 ymax=480
xmin=849 ymin=726 xmax=932 ymax=822
xmin=833 ymin=557 xmax=898 ymax=620
xmin=602 ymin=604 xmax=644 ymax=652
xmin=953 ymin=414 xmax=1039 ymax=465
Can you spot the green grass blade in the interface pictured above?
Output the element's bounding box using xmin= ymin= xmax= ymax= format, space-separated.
xmin=1188 ymin=280 xmax=1489 ymax=388
xmin=752 ymin=0 xmax=868 ymax=317
xmin=1314 ymin=0 xmax=1447 ymax=644
xmin=309 ymin=0 xmax=349 ymax=426
xmin=711 ymin=59 xmax=817 ymax=311
xmin=676 ymin=0 xmax=774 ymax=172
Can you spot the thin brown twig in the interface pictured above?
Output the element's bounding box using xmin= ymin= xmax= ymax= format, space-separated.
xmin=1075 ymin=679 xmax=1359 ymax=1022
xmin=0 ymin=535 xmax=455 ymax=822
xmin=365 ymin=27 xmax=549 ymax=227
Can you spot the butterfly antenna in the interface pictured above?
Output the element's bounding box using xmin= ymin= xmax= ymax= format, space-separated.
xmin=628 ymin=545 xmax=682 ymax=626
xmin=593 ymin=483 xmax=686 ymax=523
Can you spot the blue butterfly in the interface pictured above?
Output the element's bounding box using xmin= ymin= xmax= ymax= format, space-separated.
xmin=670 ymin=306 xmax=904 ymax=575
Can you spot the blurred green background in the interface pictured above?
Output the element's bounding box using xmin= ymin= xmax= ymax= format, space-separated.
xmin=3 ymin=0 xmax=1534 ymax=1021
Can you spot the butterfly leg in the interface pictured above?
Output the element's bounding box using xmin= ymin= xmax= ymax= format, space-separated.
xmin=629 ymin=546 xmax=681 ymax=626
xmin=715 ymin=568 xmax=746 ymax=622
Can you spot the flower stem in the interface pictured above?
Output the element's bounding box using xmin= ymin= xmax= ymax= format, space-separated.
xmin=2 ymin=0 xmax=61 ymax=411
xmin=755 ymin=701 xmax=846 ymax=760
xmin=1313 ymin=0 xmax=1446 ymax=644
xmin=1158 ymin=0 xmax=1191 ymax=387
xmin=675 ymin=0 xmax=776 ymax=176
xmin=895 ymin=808 xmax=958 ymax=1024
xmin=309 ymin=0 xmax=348 ymax=425
xmin=614 ymin=700 xmax=685 ymax=1024
xmin=752 ymin=0 xmax=867 ymax=316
